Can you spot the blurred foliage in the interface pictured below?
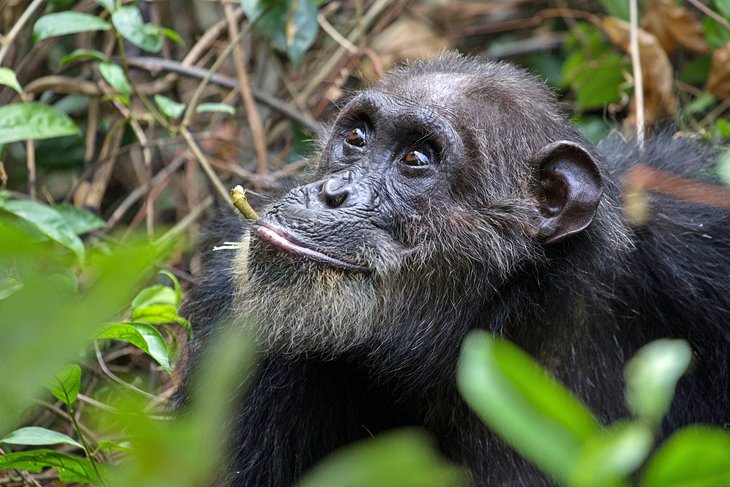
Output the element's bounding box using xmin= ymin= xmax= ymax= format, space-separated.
xmin=458 ymin=332 xmax=730 ymax=487
xmin=0 ymin=0 xmax=729 ymax=485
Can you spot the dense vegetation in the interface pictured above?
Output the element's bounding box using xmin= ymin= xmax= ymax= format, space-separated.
xmin=1 ymin=1 xmax=729 ymax=485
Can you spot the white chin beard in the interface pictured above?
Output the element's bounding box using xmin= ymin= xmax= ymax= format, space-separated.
xmin=231 ymin=233 xmax=380 ymax=357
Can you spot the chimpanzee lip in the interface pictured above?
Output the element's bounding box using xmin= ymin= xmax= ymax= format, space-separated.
xmin=254 ymin=222 xmax=369 ymax=272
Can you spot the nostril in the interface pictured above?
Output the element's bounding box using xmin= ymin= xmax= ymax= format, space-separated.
xmin=321 ymin=177 xmax=351 ymax=208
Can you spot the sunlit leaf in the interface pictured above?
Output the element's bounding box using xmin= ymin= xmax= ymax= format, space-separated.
xmin=60 ymin=49 xmax=110 ymax=68
xmin=457 ymin=331 xmax=601 ymax=485
xmin=33 ymin=12 xmax=111 ymax=41
xmin=624 ymin=339 xmax=692 ymax=425
xmin=112 ymin=6 xmax=163 ymax=52
xmin=1 ymin=426 xmax=83 ymax=449
xmin=99 ymin=62 xmax=131 ymax=97
xmin=47 ymin=364 xmax=81 ymax=407
xmin=297 ymin=430 xmax=467 ymax=487
xmin=0 ymin=103 xmax=79 ymax=144
xmin=0 ymin=67 xmax=22 ymax=94
xmin=0 ymin=449 xmax=102 ymax=483
xmin=641 ymin=426 xmax=730 ymax=487
xmin=98 ymin=322 xmax=171 ymax=373
xmin=155 ymin=94 xmax=186 ymax=119
xmin=0 ymin=199 xmax=85 ymax=264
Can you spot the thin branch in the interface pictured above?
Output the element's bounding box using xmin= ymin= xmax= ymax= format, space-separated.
xmin=224 ymin=3 xmax=268 ymax=174
xmin=629 ymin=0 xmax=645 ymax=148
xmin=181 ymin=127 xmax=234 ymax=207
xmin=0 ymin=0 xmax=45 ymax=66
xmin=125 ymin=57 xmax=321 ymax=132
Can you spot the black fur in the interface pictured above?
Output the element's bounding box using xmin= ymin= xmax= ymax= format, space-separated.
xmin=180 ymin=55 xmax=729 ymax=486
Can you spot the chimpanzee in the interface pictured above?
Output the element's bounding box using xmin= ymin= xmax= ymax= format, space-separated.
xmin=180 ymin=53 xmax=730 ymax=486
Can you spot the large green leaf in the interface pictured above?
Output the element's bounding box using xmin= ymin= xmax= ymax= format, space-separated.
xmin=0 ymin=102 xmax=79 ymax=144
xmin=111 ymin=6 xmax=162 ymax=52
xmin=47 ymin=364 xmax=81 ymax=407
xmin=98 ymin=322 xmax=171 ymax=373
xmin=457 ymin=331 xmax=601 ymax=485
xmin=624 ymin=339 xmax=691 ymax=425
xmin=0 ymin=449 xmax=102 ymax=483
xmin=1 ymin=426 xmax=82 ymax=449
xmin=296 ymin=430 xmax=467 ymax=487
xmin=33 ymin=12 xmax=111 ymax=41
xmin=641 ymin=426 xmax=730 ymax=487
xmin=131 ymin=282 xmax=189 ymax=328
xmin=0 ymin=199 xmax=85 ymax=264
xmin=0 ymin=67 xmax=22 ymax=94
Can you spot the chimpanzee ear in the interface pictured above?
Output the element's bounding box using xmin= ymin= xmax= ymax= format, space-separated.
xmin=529 ymin=141 xmax=603 ymax=244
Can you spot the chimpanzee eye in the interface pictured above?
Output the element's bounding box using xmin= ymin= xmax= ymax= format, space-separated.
xmin=345 ymin=128 xmax=367 ymax=147
xmin=402 ymin=149 xmax=431 ymax=167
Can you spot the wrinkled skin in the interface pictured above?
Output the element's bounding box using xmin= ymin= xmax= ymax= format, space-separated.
xmin=181 ymin=54 xmax=730 ymax=486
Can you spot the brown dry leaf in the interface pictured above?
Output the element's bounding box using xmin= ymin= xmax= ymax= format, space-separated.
xmin=602 ymin=17 xmax=677 ymax=124
xmin=641 ymin=0 xmax=708 ymax=54
xmin=361 ymin=16 xmax=450 ymax=82
xmin=708 ymin=41 xmax=730 ymax=99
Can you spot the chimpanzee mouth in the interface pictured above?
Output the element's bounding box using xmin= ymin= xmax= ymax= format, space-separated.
xmin=254 ymin=222 xmax=369 ymax=272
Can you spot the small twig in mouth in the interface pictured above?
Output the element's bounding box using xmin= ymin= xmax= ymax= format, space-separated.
xmin=231 ymin=185 xmax=260 ymax=222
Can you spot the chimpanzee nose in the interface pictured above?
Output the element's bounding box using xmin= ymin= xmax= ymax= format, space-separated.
xmin=320 ymin=172 xmax=356 ymax=208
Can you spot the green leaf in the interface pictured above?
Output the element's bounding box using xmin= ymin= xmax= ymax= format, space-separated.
xmin=624 ymin=339 xmax=692 ymax=425
xmin=53 ymin=204 xmax=105 ymax=235
xmin=99 ymin=62 xmax=131 ymax=97
xmin=97 ymin=0 xmax=116 ymax=12
xmin=154 ymin=94 xmax=186 ymax=119
xmin=571 ymin=421 xmax=654 ymax=487
xmin=284 ymin=0 xmax=319 ymax=66
xmin=98 ymin=322 xmax=171 ymax=373
xmin=60 ymin=49 xmax=110 ymax=68
xmin=0 ymin=102 xmax=79 ymax=144
xmin=47 ymin=364 xmax=81 ymax=407
xmin=1 ymin=426 xmax=83 ymax=449
xmin=112 ymin=6 xmax=162 ymax=53
xmin=296 ymin=429 xmax=467 ymax=487
xmin=130 ymin=282 xmax=189 ymax=327
xmin=597 ymin=0 xmax=630 ymax=20
xmin=0 ymin=449 xmax=102 ymax=483
xmin=241 ymin=0 xmax=319 ymax=66
xmin=33 ymin=12 xmax=111 ymax=41
xmin=703 ymin=17 xmax=730 ymax=50
xmin=457 ymin=331 xmax=601 ymax=485
xmin=715 ymin=0 xmax=730 ymax=19
xmin=0 ymin=67 xmax=22 ymax=94
xmin=160 ymin=270 xmax=183 ymax=305
xmin=196 ymin=102 xmax=235 ymax=115
xmin=155 ymin=26 xmax=185 ymax=46
xmin=0 ymin=199 xmax=85 ymax=264
xmin=641 ymin=426 xmax=730 ymax=487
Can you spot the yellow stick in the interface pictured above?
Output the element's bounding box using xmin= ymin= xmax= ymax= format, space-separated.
xmin=231 ymin=185 xmax=259 ymax=222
